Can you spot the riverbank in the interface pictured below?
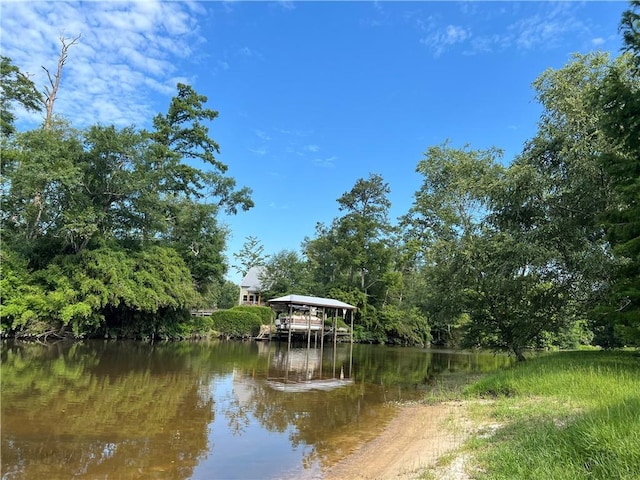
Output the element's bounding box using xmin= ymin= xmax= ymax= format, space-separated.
xmin=323 ymin=401 xmax=476 ymax=480
xmin=324 ymin=350 xmax=640 ymax=480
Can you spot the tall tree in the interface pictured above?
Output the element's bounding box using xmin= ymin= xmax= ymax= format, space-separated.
xmin=304 ymin=173 xmax=396 ymax=341
xmin=509 ymin=52 xmax=634 ymax=348
xmin=164 ymin=199 xmax=229 ymax=300
xmin=1 ymin=120 xmax=84 ymax=257
xmin=402 ymin=143 xmax=507 ymax=349
xmin=335 ymin=173 xmax=392 ymax=293
xmin=620 ymin=0 xmax=640 ymax=65
xmin=590 ymin=2 xmax=640 ymax=345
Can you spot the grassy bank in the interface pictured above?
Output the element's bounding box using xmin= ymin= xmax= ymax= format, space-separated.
xmin=448 ymin=351 xmax=640 ymax=479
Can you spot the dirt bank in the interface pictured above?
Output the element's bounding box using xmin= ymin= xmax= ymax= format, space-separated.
xmin=323 ymin=402 xmax=473 ymax=480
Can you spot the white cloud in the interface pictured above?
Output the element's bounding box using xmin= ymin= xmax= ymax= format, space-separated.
xmin=255 ymin=129 xmax=271 ymax=141
xmin=417 ymin=3 xmax=599 ymax=57
xmin=249 ymin=147 xmax=267 ymax=156
xmin=0 ymin=1 xmax=204 ymax=128
xmin=445 ymin=25 xmax=470 ymax=43
xmin=305 ymin=144 xmax=319 ymax=153
xmin=275 ymin=1 xmax=295 ymax=11
xmin=506 ymin=3 xmax=585 ymax=51
xmin=420 ymin=24 xmax=471 ymax=57
xmin=312 ymin=156 xmax=337 ymax=168
xmin=404 ymin=11 xmax=437 ymax=32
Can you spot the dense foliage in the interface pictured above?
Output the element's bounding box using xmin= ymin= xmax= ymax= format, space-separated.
xmin=1 ymin=3 xmax=638 ymax=351
xmin=209 ymin=309 xmax=262 ymax=338
xmin=1 ymin=80 xmax=253 ymax=339
xmin=230 ymin=305 xmax=272 ymax=325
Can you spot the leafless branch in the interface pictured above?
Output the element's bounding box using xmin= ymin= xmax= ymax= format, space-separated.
xmin=42 ymin=33 xmax=81 ymax=129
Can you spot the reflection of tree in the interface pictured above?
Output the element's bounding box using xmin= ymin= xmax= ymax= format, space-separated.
xmin=221 ymin=384 xmax=250 ymax=436
xmin=351 ymin=345 xmax=513 ymax=393
xmin=1 ymin=341 xmax=216 ymax=479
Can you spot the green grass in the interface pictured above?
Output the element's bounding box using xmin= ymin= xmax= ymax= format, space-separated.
xmin=463 ymin=351 xmax=640 ymax=480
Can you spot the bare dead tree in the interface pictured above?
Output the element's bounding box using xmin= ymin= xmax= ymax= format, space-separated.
xmin=25 ymin=34 xmax=81 ymax=240
xmin=42 ymin=33 xmax=81 ymax=129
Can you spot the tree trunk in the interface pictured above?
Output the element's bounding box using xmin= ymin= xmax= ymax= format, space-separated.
xmin=42 ymin=34 xmax=80 ymax=129
xmin=513 ymin=347 xmax=526 ymax=362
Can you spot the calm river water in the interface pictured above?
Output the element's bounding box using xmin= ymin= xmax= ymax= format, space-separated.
xmin=1 ymin=340 xmax=511 ymax=479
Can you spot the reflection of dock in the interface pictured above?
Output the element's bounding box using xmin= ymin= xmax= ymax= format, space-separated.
xmin=272 ymin=347 xmax=322 ymax=372
xmin=266 ymin=378 xmax=353 ymax=392
xmin=264 ymin=343 xmax=353 ymax=392
xmin=263 ymin=295 xmax=357 ymax=391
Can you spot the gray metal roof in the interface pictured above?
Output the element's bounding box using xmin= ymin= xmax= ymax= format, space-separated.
xmin=267 ymin=294 xmax=356 ymax=311
xmin=240 ymin=266 xmax=265 ymax=291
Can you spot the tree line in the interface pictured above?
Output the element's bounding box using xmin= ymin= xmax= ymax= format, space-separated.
xmin=252 ymin=3 xmax=640 ymax=358
xmin=1 ymin=3 xmax=638 ymax=356
xmin=1 ymin=52 xmax=252 ymax=340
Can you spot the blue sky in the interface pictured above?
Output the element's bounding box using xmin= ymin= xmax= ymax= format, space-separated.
xmin=1 ymin=1 xmax=627 ymax=283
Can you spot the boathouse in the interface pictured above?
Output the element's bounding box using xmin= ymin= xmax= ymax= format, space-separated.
xmin=267 ymin=294 xmax=357 ymax=347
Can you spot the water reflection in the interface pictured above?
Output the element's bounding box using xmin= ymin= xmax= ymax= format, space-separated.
xmin=1 ymin=340 xmax=512 ymax=479
xmin=1 ymin=342 xmax=215 ymax=479
xmin=264 ymin=342 xmax=353 ymax=392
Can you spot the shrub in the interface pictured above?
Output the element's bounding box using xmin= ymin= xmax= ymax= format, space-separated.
xmin=231 ymin=305 xmax=272 ymax=324
xmin=210 ymin=309 xmax=262 ymax=337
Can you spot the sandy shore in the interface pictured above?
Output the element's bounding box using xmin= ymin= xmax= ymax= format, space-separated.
xmin=323 ymin=402 xmax=473 ymax=480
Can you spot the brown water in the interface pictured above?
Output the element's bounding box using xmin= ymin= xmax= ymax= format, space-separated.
xmin=0 ymin=340 xmax=511 ymax=479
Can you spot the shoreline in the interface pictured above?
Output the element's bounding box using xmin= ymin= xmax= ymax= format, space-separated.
xmin=323 ymin=402 xmax=474 ymax=480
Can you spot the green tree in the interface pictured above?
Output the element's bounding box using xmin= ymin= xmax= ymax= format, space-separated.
xmin=1 ymin=120 xmax=84 ymax=259
xmin=68 ymin=124 xmax=143 ymax=251
xmin=145 ymin=83 xmax=253 ymax=214
xmin=402 ymin=143 xmax=505 ymax=347
xmin=164 ymin=199 xmax=228 ymax=300
xmin=217 ymin=280 xmax=241 ymax=309
xmin=233 ymin=235 xmax=268 ymax=277
xmin=335 ymin=173 xmax=392 ymax=294
xmin=0 ymin=84 xmax=253 ymax=339
xmin=620 ymin=0 xmax=640 ymax=66
xmin=305 ymin=173 xmax=396 ymax=341
xmin=303 ymin=222 xmax=341 ymax=294
xmin=404 ymin=143 xmax=589 ymax=359
xmin=509 ymin=52 xmax=635 ymax=348
xmin=0 ymin=56 xmax=43 ymax=136
xmin=305 ymin=173 xmax=393 ymax=294
xmin=260 ymin=249 xmax=315 ymax=299
xmin=590 ymin=4 xmax=640 ymax=345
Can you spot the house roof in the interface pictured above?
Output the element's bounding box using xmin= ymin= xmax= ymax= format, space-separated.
xmin=267 ymin=294 xmax=357 ymax=311
xmin=240 ymin=266 xmax=265 ymax=292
